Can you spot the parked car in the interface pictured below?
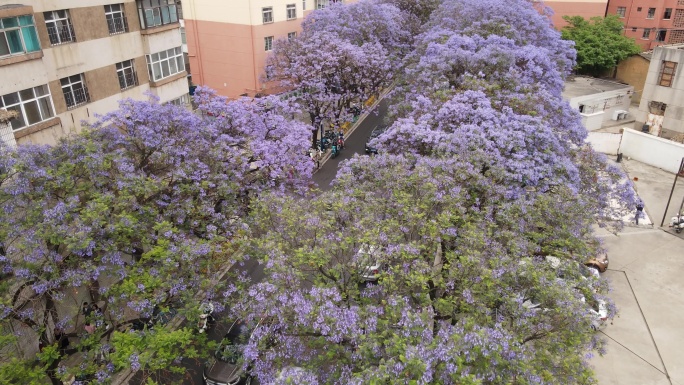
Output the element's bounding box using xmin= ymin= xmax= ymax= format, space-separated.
xmin=204 ymin=319 xmax=254 ymax=385
xmin=358 ymin=245 xmax=385 ymax=282
xmin=364 ymin=125 xmax=387 ymax=155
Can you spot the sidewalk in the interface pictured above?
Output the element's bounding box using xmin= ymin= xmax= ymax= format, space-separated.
xmin=591 ymin=158 xmax=684 ymax=385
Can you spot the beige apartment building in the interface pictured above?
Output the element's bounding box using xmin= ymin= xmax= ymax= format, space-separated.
xmin=0 ymin=0 xmax=190 ymax=147
xmin=183 ymin=0 xmax=347 ymax=99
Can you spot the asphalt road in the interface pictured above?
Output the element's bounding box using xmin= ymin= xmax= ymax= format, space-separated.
xmin=128 ymin=100 xmax=389 ymax=385
xmin=312 ymin=99 xmax=389 ymax=191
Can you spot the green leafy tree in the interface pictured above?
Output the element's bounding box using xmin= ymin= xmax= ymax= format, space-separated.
xmin=561 ymin=15 xmax=642 ymax=76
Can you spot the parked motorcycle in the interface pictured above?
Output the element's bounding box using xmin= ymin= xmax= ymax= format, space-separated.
xmin=198 ymin=302 xmax=215 ymax=334
xmin=670 ymin=214 xmax=684 ymax=233
xmin=331 ymin=143 xmax=339 ymax=159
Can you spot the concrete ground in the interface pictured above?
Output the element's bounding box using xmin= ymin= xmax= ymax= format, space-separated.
xmin=591 ymin=159 xmax=684 ymax=385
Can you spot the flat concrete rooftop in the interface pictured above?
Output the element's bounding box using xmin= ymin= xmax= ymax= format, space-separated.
xmin=562 ymin=76 xmax=632 ymax=100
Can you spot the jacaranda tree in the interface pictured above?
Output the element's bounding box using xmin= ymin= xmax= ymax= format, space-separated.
xmin=233 ymin=0 xmax=635 ymax=384
xmin=0 ymin=89 xmax=312 ymax=384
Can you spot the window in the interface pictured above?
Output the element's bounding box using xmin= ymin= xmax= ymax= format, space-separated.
xmin=180 ymin=26 xmax=186 ymax=44
xmin=632 ymin=27 xmax=637 ymax=32
xmin=643 ymin=28 xmax=651 ymax=39
xmin=658 ymin=61 xmax=677 ymax=87
xmin=288 ymin=31 xmax=297 ymax=41
xmin=262 ymin=7 xmax=273 ymax=23
xmin=44 ymin=10 xmax=76 ymax=45
xmin=146 ymin=46 xmax=184 ymax=81
xmin=136 ymin=0 xmax=179 ymax=29
xmin=637 ymin=7 xmax=642 ymax=12
xmin=287 ymin=4 xmax=297 ymax=20
xmin=647 ymin=7 xmax=656 ymax=19
xmin=0 ymin=85 xmax=54 ymax=131
xmin=617 ymin=7 xmax=626 ymax=18
xmin=664 ymin=8 xmax=673 ymax=19
xmin=61 ymin=74 xmax=90 ymax=109
xmin=264 ymin=36 xmax=273 ymax=51
xmin=0 ymin=15 xmax=40 ymax=57
xmin=303 ymin=0 xmax=306 ymax=10
xmin=656 ymin=29 xmax=667 ymax=42
xmin=166 ymin=93 xmax=190 ymax=106
xmin=105 ymin=4 xmax=128 ymax=34
xmin=316 ymin=0 xmax=341 ymax=9
xmin=117 ymin=59 xmax=138 ymax=90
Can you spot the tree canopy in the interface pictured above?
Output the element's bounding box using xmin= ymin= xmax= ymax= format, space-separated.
xmin=561 ymin=15 xmax=642 ymax=76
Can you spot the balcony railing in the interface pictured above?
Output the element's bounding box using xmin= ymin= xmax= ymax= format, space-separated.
xmin=47 ymin=23 xmax=76 ymax=45
xmin=64 ymin=86 xmax=90 ymax=109
xmin=107 ymin=16 xmax=129 ymax=35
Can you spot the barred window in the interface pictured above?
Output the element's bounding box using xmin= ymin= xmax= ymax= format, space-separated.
xmin=117 ymin=59 xmax=138 ymax=90
xmin=0 ymin=85 xmax=55 ymax=131
xmin=0 ymin=15 xmax=40 ymax=57
xmin=44 ymin=10 xmax=76 ymax=45
xmin=105 ymin=4 xmax=128 ymax=34
xmin=658 ymin=61 xmax=677 ymax=87
xmin=616 ymin=7 xmax=626 ymax=18
xmin=136 ymin=0 xmax=179 ymax=29
xmin=146 ymin=46 xmax=184 ymax=81
xmin=61 ymin=74 xmax=90 ymax=109
xmin=265 ymin=36 xmax=273 ymax=51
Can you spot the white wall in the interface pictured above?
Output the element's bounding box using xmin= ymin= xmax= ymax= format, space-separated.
xmin=619 ymin=128 xmax=684 ymax=174
xmin=587 ymin=132 xmax=622 ymax=155
xmin=582 ymin=111 xmax=604 ymax=131
xmin=569 ymin=86 xmax=633 ymax=128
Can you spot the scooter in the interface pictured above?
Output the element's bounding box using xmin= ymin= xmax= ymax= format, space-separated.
xmin=670 ymin=214 xmax=684 ymax=233
xmin=198 ymin=302 xmax=215 ymax=334
xmin=337 ymin=133 xmax=345 ymax=149
xmin=331 ymin=143 xmax=339 ymax=159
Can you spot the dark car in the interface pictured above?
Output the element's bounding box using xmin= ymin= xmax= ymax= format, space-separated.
xmin=365 ymin=125 xmax=387 ymax=155
xmin=204 ymin=320 xmax=254 ymax=385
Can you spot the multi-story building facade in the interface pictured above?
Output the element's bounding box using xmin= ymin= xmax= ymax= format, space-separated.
xmin=542 ymin=0 xmax=609 ymax=28
xmin=183 ymin=0 xmax=346 ymax=99
xmin=0 ymin=0 xmax=190 ymax=146
xmin=636 ymin=43 xmax=684 ymax=135
xmin=607 ymin=0 xmax=684 ymax=50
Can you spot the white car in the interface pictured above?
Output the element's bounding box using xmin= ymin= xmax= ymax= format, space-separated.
xmin=357 ymin=245 xmax=384 ymax=282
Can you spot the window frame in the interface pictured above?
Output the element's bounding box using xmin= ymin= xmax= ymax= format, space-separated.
xmin=60 ymin=73 xmax=90 ymax=109
xmin=642 ymin=28 xmax=651 ymax=39
xmin=647 ymin=7 xmax=656 ymax=19
xmin=286 ymin=4 xmax=297 ymax=20
xmin=287 ymin=31 xmax=297 ymax=41
xmin=658 ymin=60 xmax=677 ymax=87
xmin=105 ymin=3 xmax=128 ymax=35
xmin=117 ymin=59 xmax=138 ymax=90
xmin=616 ymin=6 xmax=626 ymax=18
xmin=136 ymin=0 xmax=179 ymax=30
xmin=262 ymin=7 xmax=273 ymax=24
xmin=146 ymin=46 xmax=184 ymax=82
xmin=302 ymin=0 xmax=306 ymax=11
xmin=0 ymin=15 xmax=41 ymax=57
xmin=44 ymin=9 xmax=76 ymax=45
xmin=0 ymin=85 xmax=55 ymax=131
xmin=664 ymin=8 xmax=673 ymax=20
xmin=264 ymin=36 xmax=273 ymax=51
xmin=655 ymin=29 xmax=667 ymax=42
